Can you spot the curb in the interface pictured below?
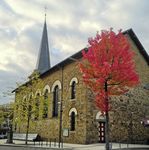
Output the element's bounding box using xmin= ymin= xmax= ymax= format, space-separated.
xmin=0 ymin=144 xmax=72 ymax=150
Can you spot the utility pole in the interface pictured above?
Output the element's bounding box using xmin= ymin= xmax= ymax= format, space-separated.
xmin=59 ymin=66 xmax=64 ymax=148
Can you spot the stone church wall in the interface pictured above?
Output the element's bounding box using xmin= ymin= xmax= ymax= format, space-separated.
xmin=14 ymin=35 xmax=149 ymax=144
xmin=14 ymin=60 xmax=89 ymax=144
xmin=84 ymin=35 xmax=149 ymax=144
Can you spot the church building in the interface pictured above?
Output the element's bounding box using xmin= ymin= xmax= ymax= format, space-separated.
xmin=13 ymin=18 xmax=149 ymax=144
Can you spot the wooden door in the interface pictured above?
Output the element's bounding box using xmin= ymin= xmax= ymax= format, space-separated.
xmin=98 ymin=122 xmax=105 ymax=143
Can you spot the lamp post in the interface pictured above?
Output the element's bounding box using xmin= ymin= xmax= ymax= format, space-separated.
xmin=58 ymin=57 xmax=78 ymax=147
xmin=25 ymin=105 xmax=32 ymax=145
xmin=6 ymin=117 xmax=13 ymax=144
xmin=58 ymin=66 xmax=64 ymax=148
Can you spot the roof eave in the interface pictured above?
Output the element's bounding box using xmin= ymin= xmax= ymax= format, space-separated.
xmin=124 ymin=28 xmax=149 ymax=65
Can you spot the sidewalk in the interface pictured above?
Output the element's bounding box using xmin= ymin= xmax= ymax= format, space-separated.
xmin=0 ymin=139 xmax=149 ymax=150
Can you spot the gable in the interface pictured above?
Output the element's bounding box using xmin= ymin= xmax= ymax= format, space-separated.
xmin=42 ymin=29 xmax=149 ymax=78
xmin=124 ymin=29 xmax=149 ymax=66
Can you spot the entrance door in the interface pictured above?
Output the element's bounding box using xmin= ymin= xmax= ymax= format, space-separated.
xmin=98 ymin=122 xmax=105 ymax=143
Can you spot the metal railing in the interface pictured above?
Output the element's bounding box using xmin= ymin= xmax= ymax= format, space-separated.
xmin=33 ymin=138 xmax=63 ymax=148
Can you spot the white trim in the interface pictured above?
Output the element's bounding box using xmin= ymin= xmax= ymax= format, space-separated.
xmin=69 ymin=77 xmax=78 ymax=85
xmin=51 ymin=80 xmax=62 ymax=92
xmin=23 ymin=95 xmax=27 ymax=100
xmin=43 ymin=85 xmax=50 ymax=94
xmin=28 ymin=92 xmax=34 ymax=99
xmin=95 ymin=111 xmax=105 ymax=120
xmin=69 ymin=108 xmax=78 ymax=116
xmin=35 ymin=89 xmax=42 ymax=97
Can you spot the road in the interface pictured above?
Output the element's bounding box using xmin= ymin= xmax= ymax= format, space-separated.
xmin=1 ymin=145 xmax=149 ymax=150
xmin=0 ymin=145 xmax=71 ymax=150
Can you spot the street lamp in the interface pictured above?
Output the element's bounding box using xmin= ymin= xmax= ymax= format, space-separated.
xmin=6 ymin=117 xmax=13 ymax=144
xmin=58 ymin=57 xmax=80 ymax=148
xmin=58 ymin=57 xmax=78 ymax=148
xmin=58 ymin=66 xmax=64 ymax=148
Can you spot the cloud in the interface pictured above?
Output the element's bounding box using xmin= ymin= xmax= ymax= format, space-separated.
xmin=0 ymin=0 xmax=149 ymax=104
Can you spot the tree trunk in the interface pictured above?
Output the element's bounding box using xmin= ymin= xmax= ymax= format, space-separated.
xmin=105 ymin=110 xmax=110 ymax=150
xmin=105 ymin=81 xmax=110 ymax=150
xmin=25 ymin=113 xmax=30 ymax=145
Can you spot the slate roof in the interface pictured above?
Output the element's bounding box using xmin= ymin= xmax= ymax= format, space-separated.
xmin=36 ymin=19 xmax=51 ymax=74
xmin=41 ymin=28 xmax=149 ymax=78
xmin=12 ymin=28 xmax=149 ymax=92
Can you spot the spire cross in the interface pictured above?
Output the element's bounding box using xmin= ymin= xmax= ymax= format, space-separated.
xmin=44 ymin=6 xmax=47 ymax=19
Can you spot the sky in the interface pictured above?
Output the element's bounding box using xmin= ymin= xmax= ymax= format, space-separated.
xmin=0 ymin=0 xmax=149 ymax=104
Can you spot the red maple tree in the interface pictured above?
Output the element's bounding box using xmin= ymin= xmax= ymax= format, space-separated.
xmin=79 ymin=29 xmax=139 ymax=150
xmin=80 ymin=29 xmax=139 ymax=113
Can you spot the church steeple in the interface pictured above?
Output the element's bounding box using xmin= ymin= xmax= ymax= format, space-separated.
xmin=36 ymin=15 xmax=51 ymax=74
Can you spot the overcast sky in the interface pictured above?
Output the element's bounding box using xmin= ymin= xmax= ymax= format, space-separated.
xmin=0 ymin=0 xmax=149 ymax=104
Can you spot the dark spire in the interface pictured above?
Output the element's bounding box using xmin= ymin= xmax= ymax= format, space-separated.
xmin=36 ymin=15 xmax=51 ymax=74
xmin=44 ymin=6 xmax=47 ymax=21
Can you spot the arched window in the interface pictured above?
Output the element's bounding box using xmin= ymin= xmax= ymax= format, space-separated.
xmin=28 ymin=94 xmax=33 ymax=119
xmin=70 ymin=111 xmax=75 ymax=131
xmin=70 ymin=77 xmax=78 ymax=100
xmin=35 ymin=93 xmax=40 ymax=120
xmin=22 ymin=97 xmax=27 ymax=118
xmin=43 ymin=89 xmax=48 ymax=119
xmin=71 ymin=81 xmax=76 ymax=99
xmin=53 ymin=85 xmax=59 ymax=117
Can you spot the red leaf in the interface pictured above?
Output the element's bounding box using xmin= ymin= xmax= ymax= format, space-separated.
xmin=79 ymin=29 xmax=139 ymax=112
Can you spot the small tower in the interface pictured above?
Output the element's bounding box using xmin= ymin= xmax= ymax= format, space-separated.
xmin=36 ymin=14 xmax=51 ymax=74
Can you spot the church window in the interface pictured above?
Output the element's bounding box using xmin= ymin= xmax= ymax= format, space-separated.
xmin=28 ymin=94 xmax=33 ymax=119
xmin=70 ymin=111 xmax=75 ymax=131
xmin=53 ymin=85 xmax=59 ymax=117
xmin=69 ymin=77 xmax=78 ymax=100
xmin=69 ymin=108 xmax=77 ymax=131
xmin=22 ymin=97 xmax=27 ymax=118
xmin=35 ymin=93 xmax=40 ymax=120
xmin=71 ymin=81 xmax=76 ymax=99
xmin=43 ymin=89 xmax=48 ymax=119
xmin=23 ymin=97 xmax=27 ymax=111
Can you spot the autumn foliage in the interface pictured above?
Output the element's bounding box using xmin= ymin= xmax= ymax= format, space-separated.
xmin=80 ymin=29 xmax=139 ymax=112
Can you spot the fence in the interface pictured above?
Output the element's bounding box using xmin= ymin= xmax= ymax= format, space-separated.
xmin=33 ymin=138 xmax=63 ymax=148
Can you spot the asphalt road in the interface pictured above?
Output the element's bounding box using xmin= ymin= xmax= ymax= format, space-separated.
xmin=0 ymin=145 xmax=149 ymax=150
xmin=0 ymin=146 xmax=46 ymax=150
xmin=116 ymin=149 xmax=149 ymax=150
xmin=0 ymin=145 xmax=71 ymax=150
xmin=115 ymin=148 xmax=149 ymax=150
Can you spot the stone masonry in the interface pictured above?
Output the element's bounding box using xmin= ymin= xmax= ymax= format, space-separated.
xmin=13 ymin=30 xmax=149 ymax=144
